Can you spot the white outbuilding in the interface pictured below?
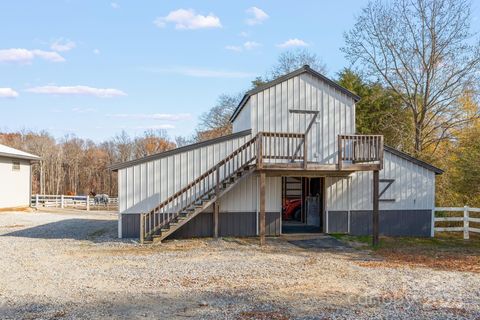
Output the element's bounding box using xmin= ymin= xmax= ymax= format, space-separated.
xmin=0 ymin=143 xmax=40 ymax=209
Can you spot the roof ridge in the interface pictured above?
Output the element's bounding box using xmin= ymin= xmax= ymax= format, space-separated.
xmin=230 ymin=65 xmax=360 ymax=122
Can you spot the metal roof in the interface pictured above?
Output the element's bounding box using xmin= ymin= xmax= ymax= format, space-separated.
xmin=0 ymin=143 xmax=40 ymax=161
xmin=230 ymin=65 xmax=361 ymax=122
xmin=385 ymin=146 xmax=443 ymax=175
xmin=110 ymin=129 xmax=252 ymax=171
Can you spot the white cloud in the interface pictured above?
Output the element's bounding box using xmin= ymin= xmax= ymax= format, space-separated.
xmin=26 ymin=85 xmax=127 ymax=98
xmin=0 ymin=48 xmax=65 ymax=63
xmin=277 ymin=38 xmax=309 ymax=48
xmin=225 ymin=41 xmax=261 ymax=52
xmin=93 ymin=49 xmax=100 ymax=55
xmin=225 ymin=45 xmax=242 ymax=52
xmin=145 ymin=66 xmax=254 ymax=78
xmin=111 ymin=2 xmax=119 ymax=9
xmin=50 ymin=39 xmax=76 ymax=52
xmin=135 ymin=124 xmax=176 ymax=130
xmin=109 ymin=113 xmax=191 ymax=121
xmin=239 ymin=31 xmax=249 ymax=38
xmin=243 ymin=41 xmax=261 ymax=50
xmin=154 ymin=9 xmax=222 ymax=30
xmin=245 ymin=7 xmax=269 ymax=25
xmin=0 ymin=88 xmax=19 ymax=98
xmin=72 ymin=107 xmax=97 ymax=113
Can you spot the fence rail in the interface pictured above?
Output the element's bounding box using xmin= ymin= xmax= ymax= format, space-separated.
xmin=31 ymin=194 xmax=118 ymax=211
xmin=433 ymin=206 xmax=480 ymax=239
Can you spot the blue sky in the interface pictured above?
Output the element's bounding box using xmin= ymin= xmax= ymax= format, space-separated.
xmin=1 ymin=0 xmax=478 ymax=142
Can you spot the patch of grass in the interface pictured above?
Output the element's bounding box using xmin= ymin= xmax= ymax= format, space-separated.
xmin=344 ymin=234 xmax=480 ymax=273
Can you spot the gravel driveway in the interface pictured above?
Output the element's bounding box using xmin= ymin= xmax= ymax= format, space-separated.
xmin=0 ymin=210 xmax=479 ymax=319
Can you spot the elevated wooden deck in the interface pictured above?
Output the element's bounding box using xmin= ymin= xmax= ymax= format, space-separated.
xmin=255 ymin=132 xmax=383 ymax=176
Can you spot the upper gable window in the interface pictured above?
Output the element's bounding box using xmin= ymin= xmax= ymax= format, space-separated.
xmin=12 ymin=161 xmax=20 ymax=171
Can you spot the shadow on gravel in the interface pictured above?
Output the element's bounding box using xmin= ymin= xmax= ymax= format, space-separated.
xmin=1 ymin=219 xmax=118 ymax=243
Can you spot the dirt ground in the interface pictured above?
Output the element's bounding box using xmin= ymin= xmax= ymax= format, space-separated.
xmin=0 ymin=209 xmax=479 ymax=320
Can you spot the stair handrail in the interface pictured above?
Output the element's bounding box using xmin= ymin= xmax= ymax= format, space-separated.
xmin=141 ymin=134 xmax=258 ymax=241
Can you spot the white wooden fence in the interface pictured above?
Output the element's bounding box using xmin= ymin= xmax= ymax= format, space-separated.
xmin=31 ymin=194 xmax=118 ymax=211
xmin=432 ymin=206 xmax=480 ymax=239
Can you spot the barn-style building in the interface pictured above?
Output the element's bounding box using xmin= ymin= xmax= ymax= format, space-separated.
xmin=0 ymin=143 xmax=40 ymax=209
xmin=111 ymin=65 xmax=442 ymax=243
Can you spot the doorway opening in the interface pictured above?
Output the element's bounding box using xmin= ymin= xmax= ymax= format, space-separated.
xmin=281 ymin=177 xmax=324 ymax=234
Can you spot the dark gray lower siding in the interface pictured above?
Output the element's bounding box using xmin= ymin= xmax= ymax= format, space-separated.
xmin=121 ymin=211 xmax=281 ymax=239
xmin=327 ymin=211 xmax=348 ymax=233
xmin=326 ymin=210 xmax=431 ymax=237
xmin=122 ymin=213 xmax=140 ymax=238
xmin=350 ymin=210 xmax=432 ymax=237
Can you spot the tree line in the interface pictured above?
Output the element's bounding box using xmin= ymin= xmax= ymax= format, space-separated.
xmin=0 ymin=130 xmax=175 ymax=196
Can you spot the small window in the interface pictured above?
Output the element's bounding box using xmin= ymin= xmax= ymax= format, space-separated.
xmin=12 ymin=161 xmax=20 ymax=171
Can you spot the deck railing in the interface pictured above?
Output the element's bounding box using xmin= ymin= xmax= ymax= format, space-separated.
xmin=257 ymin=132 xmax=306 ymax=167
xmin=338 ymin=134 xmax=384 ymax=170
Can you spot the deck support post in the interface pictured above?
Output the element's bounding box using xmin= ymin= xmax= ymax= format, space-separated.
xmin=372 ymin=170 xmax=380 ymax=246
xmin=139 ymin=213 xmax=144 ymax=244
xmin=213 ymin=202 xmax=219 ymax=239
xmin=259 ymin=172 xmax=266 ymax=246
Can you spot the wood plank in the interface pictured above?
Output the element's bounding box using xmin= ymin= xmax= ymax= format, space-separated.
xmin=259 ymin=172 xmax=266 ymax=246
xmin=435 ymin=227 xmax=464 ymax=232
xmin=434 ymin=217 xmax=464 ymax=222
xmin=213 ymin=202 xmax=219 ymax=239
xmin=372 ymin=170 xmax=379 ymax=246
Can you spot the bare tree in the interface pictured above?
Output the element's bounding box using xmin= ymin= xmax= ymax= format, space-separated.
xmin=343 ymin=0 xmax=480 ymax=154
xmin=253 ymin=49 xmax=327 ymax=87
xmin=196 ymin=93 xmax=243 ymax=141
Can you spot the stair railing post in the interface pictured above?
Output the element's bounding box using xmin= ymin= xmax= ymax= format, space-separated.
xmin=215 ymin=166 xmax=220 ymax=196
xmin=464 ymin=206 xmax=469 ymax=240
xmin=338 ymin=135 xmax=343 ymax=171
xmin=303 ymin=133 xmax=308 ymax=169
xmin=256 ymin=132 xmax=263 ymax=169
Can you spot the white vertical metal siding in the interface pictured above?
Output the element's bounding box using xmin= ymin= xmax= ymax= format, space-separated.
xmin=218 ymin=175 xmax=281 ymax=212
xmin=0 ymin=157 xmax=32 ymax=208
xmin=232 ymin=100 xmax=251 ymax=132
xmin=326 ymin=150 xmax=436 ymax=211
xmin=234 ymin=73 xmax=356 ymax=164
xmin=119 ymin=133 xmax=254 ymax=214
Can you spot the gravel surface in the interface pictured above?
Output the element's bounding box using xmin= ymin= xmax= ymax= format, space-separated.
xmin=0 ymin=210 xmax=479 ymax=319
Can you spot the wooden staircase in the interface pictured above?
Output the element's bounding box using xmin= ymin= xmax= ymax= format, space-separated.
xmin=144 ymin=164 xmax=256 ymax=243
xmin=140 ymin=135 xmax=259 ymax=244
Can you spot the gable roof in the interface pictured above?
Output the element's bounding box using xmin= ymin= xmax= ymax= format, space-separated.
xmin=0 ymin=143 xmax=40 ymax=161
xmin=384 ymin=145 xmax=443 ymax=175
xmin=230 ymin=65 xmax=361 ymax=122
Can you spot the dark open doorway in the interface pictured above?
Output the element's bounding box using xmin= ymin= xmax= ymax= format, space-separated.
xmin=281 ymin=177 xmax=324 ymax=234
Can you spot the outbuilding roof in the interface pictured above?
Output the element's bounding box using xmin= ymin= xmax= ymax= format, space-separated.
xmin=230 ymin=65 xmax=361 ymax=122
xmin=385 ymin=146 xmax=443 ymax=175
xmin=0 ymin=143 xmax=40 ymax=161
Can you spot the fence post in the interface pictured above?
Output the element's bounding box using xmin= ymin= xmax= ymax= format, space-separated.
xmin=35 ymin=194 xmax=39 ymax=208
xmin=431 ymin=209 xmax=435 ymax=237
xmin=464 ymin=206 xmax=469 ymax=240
xmin=86 ymin=195 xmax=90 ymax=211
xmin=60 ymin=195 xmax=64 ymax=209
